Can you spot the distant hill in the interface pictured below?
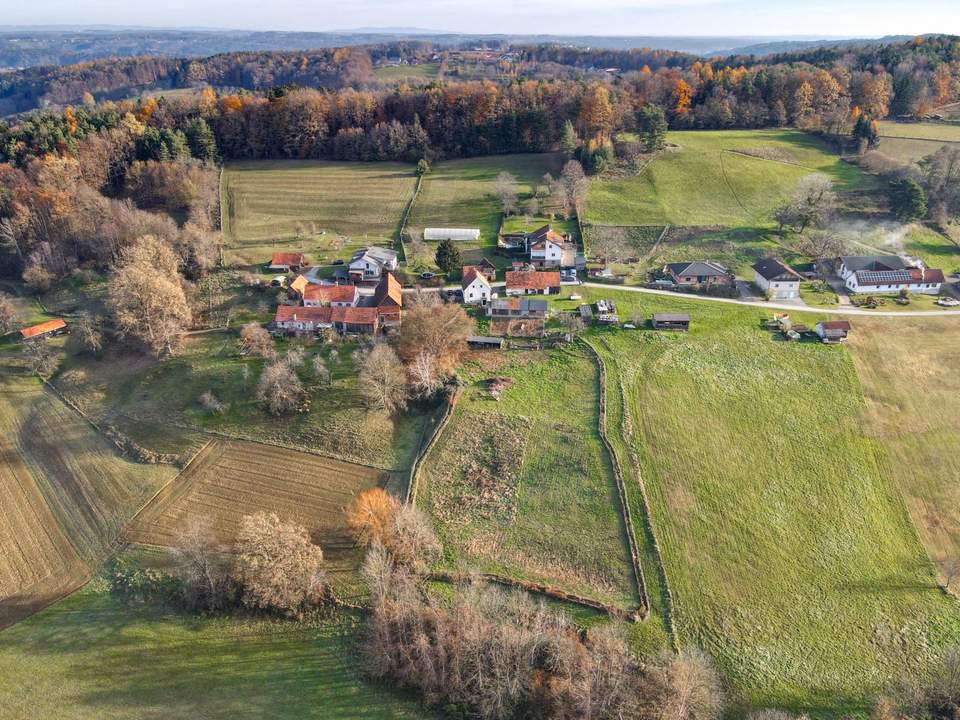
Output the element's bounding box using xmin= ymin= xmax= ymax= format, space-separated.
xmin=716 ymin=34 xmax=914 ymax=57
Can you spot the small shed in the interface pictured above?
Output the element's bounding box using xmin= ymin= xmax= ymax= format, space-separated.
xmin=467 ymin=335 xmax=505 ymax=349
xmin=815 ymin=320 xmax=851 ymax=343
xmin=20 ymin=318 xmax=67 ymax=341
xmin=578 ymin=304 xmax=594 ymax=320
xmin=652 ymin=313 xmax=690 ymax=331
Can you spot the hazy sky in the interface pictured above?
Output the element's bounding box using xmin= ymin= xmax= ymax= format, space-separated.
xmin=5 ymin=0 xmax=960 ymax=37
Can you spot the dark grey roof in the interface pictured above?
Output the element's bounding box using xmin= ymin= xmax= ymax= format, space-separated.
xmin=666 ymin=261 xmax=730 ymax=277
xmin=467 ymin=336 xmax=504 ymax=344
xmin=752 ymin=258 xmax=800 ymax=282
xmin=653 ymin=313 xmax=690 ymax=322
xmin=840 ymin=255 xmax=910 ymax=273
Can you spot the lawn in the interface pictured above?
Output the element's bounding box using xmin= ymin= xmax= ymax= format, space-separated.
xmin=417 ymin=348 xmax=640 ymax=609
xmin=0 ymin=585 xmax=431 ymax=720
xmin=875 ymin=122 xmax=960 ymax=164
xmin=406 ymin=153 xmax=565 ymax=270
xmin=221 ymin=160 xmax=417 ymax=265
xmin=585 ymin=129 xmax=870 ymax=228
xmin=53 ymin=332 xmax=432 ymax=471
xmin=847 ymin=318 xmax=960 ymax=594
xmin=577 ymin=288 xmax=960 ymax=712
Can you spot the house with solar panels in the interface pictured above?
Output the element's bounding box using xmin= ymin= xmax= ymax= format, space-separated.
xmin=838 ymin=255 xmax=944 ymax=295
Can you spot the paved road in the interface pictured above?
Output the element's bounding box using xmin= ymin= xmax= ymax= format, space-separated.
xmin=580 ymin=282 xmax=960 ymax=318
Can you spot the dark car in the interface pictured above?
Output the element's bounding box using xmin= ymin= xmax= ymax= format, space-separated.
xmin=331 ymin=259 xmax=345 ymax=266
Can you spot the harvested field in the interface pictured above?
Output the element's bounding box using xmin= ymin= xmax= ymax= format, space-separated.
xmin=125 ymin=440 xmax=388 ymax=597
xmin=0 ymin=375 xmax=176 ymax=627
xmin=420 ymin=349 xmax=639 ymax=608
xmin=875 ymin=121 xmax=960 ymax=163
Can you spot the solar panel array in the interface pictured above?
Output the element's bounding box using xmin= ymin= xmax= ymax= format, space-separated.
xmin=856 ymin=270 xmax=914 ymax=284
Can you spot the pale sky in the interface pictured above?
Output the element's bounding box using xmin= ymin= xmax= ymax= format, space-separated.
xmin=4 ymin=0 xmax=959 ymax=38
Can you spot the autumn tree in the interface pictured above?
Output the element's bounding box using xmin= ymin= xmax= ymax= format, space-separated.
xmin=239 ymin=322 xmax=275 ymax=359
xmin=69 ymin=311 xmax=103 ymax=355
xmin=578 ymin=84 xmax=613 ymax=139
xmin=234 ymin=512 xmax=326 ymax=617
xmin=560 ymin=159 xmax=588 ymax=217
xmin=396 ymin=301 xmax=470 ymax=374
xmin=358 ymin=343 xmax=408 ymax=414
xmin=107 ymin=235 xmax=191 ymax=357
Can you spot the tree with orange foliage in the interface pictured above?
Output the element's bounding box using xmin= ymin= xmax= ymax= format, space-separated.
xmin=346 ymin=488 xmax=400 ymax=549
xmin=63 ymin=106 xmax=78 ymax=136
xmin=672 ymin=79 xmax=693 ymax=116
xmin=578 ymin=84 xmax=613 ymax=139
xmin=347 ymin=488 xmax=440 ymax=571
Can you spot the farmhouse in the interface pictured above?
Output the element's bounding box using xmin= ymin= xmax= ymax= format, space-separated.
xmin=838 ymin=255 xmax=912 ymax=280
xmin=529 ymin=229 xmax=567 ymax=269
xmin=844 ymin=266 xmax=944 ymax=295
xmin=372 ymin=272 xmax=403 ymax=326
xmin=274 ymin=305 xmax=380 ymax=335
xmin=664 ymin=261 xmax=735 ymax=289
xmin=20 ymin=318 xmax=67 ymax=340
xmin=505 ymin=270 xmax=561 ymax=296
xmin=753 ymin=258 xmax=802 ymax=299
xmin=424 ymin=228 xmax=481 ymax=242
xmin=815 ymin=320 xmax=851 ymax=343
xmin=652 ymin=313 xmax=691 ymax=331
xmin=302 ymin=283 xmax=360 ymax=307
xmin=472 ymin=258 xmax=498 ymax=282
xmin=462 ymin=266 xmax=493 ymax=305
xmin=349 ymin=246 xmax=399 ymax=282
xmin=268 ymin=252 xmax=308 ymax=272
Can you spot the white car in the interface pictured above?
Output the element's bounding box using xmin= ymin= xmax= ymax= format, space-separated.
xmin=937 ymin=297 xmax=960 ymax=307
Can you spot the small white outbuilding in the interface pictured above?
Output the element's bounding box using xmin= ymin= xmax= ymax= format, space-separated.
xmin=424 ymin=228 xmax=481 ymax=242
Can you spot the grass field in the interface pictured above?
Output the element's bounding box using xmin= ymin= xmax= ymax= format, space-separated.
xmin=875 ymin=121 xmax=960 ymax=163
xmin=373 ymin=63 xmax=440 ymax=82
xmin=847 ymin=318 xmax=960 ymax=593
xmin=55 ymin=333 xmax=431 ymax=471
xmin=406 ymin=153 xmax=565 ymax=269
xmin=585 ymin=130 xmax=870 ymax=228
xmin=125 ymin=439 xmax=387 ymax=599
xmin=221 ymin=160 xmax=417 ymax=264
xmin=0 ymin=374 xmax=176 ymax=627
xmin=418 ymin=348 xmax=640 ymax=608
xmin=0 ymin=585 xmax=431 ymax=720
xmin=574 ymin=288 xmax=960 ymax=712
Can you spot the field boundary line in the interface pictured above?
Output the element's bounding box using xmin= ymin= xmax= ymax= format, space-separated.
xmin=405 ymin=389 xmax=460 ymax=505
xmin=582 ymin=341 xmax=649 ymax=620
xmin=718 ymin=150 xmax=751 ymax=217
xmin=586 ymin=338 xmax=680 ymax=649
xmin=427 ymin=571 xmax=641 ymax=622
xmin=397 ymin=172 xmax=424 ymax=265
xmin=643 ymin=225 xmax=670 ymax=263
xmin=723 ymin=148 xmax=815 ymax=170
xmin=878 ymin=134 xmax=960 ymax=145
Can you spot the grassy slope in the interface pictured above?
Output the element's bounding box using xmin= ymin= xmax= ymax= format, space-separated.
xmin=585 ymin=130 xmax=868 ymax=227
xmin=419 ymin=348 xmax=639 ymax=608
xmin=221 ymin=160 xmax=416 ymax=263
xmin=847 ymin=318 xmax=960 ymax=591
xmin=0 ymin=586 xmax=431 ymax=720
xmin=575 ymin=288 xmax=960 ymax=712
xmin=407 ymin=154 xmax=564 ymax=268
xmin=55 ymin=334 xmax=429 ymax=471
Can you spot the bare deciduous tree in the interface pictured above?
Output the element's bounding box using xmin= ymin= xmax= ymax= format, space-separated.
xmin=359 ymin=343 xmax=408 ymax=414
xmin=70 ymin=311 xmax=103 ymax=355
xmin=239 ymin=322 xmax=275 ymax=359
xmin=0 ymin=293 xmax=19 ymax=335
xmin=23 ymin=338 xmax=61 ymax=377
xmin=172 ymin=516 xmax=230 ymax=612
xmin=494 ymin=171 xmax=519 ymax=216
xmin=234 ymin=511 xmax=326 ymax=617
xmin=256 ymin=359 xmax=307 ymax=415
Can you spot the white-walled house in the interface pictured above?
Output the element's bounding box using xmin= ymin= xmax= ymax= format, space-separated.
xmin=462 ymin=266 xmax=492 ymax=305
xmin=530 ymin=236 xmax=564 ymax=268
xmin=845 ymin=267 xmax=945 ymax=295
xmin=348 ymin=247 xmax=399 ymax=281
xmin=752 ymin=258 xmax=802 ymax=299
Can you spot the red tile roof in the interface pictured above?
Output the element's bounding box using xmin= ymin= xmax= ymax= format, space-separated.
xmin=506 ymin=270 xmax=560 ymax=291
xmin=275 ymin=306 xmax=332 ymax=324
xmin=20 ymin=318 xmax=66 ymax=339
xmin=302 ymin=284 xmax=358 ymax=304
xmin=331 ymin=306 xmax=378 ymax=325
xmin=289 ymin=275 xmax=309 ymax=295
xmin=462 ymin=266 xmax=490 ymax=290
xmin=373 ymin=272 xmax=403 ymax=308
xmin=270 ymin=252 xmax=306 ymax=267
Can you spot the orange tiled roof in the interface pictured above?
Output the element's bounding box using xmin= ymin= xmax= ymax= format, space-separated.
xmin=506 ymin=270 xmax=560 ymax=291
xmin=270 ymin=252 xmax=306 ymax=267
xmin=20 ymin=318 xmax=66 ymax=339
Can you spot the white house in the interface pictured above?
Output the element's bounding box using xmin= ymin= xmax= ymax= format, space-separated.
xmin=349 ymin=246 xmax=399 ymax=281
xmin=838 ymin=255 xmax=911 ymax=281
xmin=424 ymin=228 xmax=481 ymax=242
xmin=462 ymin=266 xmax=492 ymax=305
xmin=752 ymin=258 xmax=802 ymax=299
xmin=530 ymin=236 xmax=564 ymax=269
xmin=845 ymin=267 xmax=944 ymax=295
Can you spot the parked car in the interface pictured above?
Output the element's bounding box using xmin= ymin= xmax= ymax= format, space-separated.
xmin=331 ymin=259 xmax=344 ymax=265
xmin=560 ymin=269 xmax=580 ymax=285
xmin=420 ymin=271 xmax=435 ymax=280
xmin=937 ymin=296 xmax=960 ymax=307
xmin=569 ymin=294 xmax=582 ymax=301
